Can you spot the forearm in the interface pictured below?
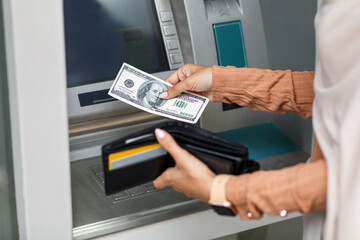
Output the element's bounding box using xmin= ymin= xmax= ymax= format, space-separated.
xmin=212 ymin=66 xmax=315 ymax=118
xmin=226 ymin=159 xmax=327 ymax=217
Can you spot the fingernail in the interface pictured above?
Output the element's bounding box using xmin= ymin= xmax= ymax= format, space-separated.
xmin=159 ymin=91 xmax=168 ymax=99
xmin=155 ymin=128 xmax=166 ymax=139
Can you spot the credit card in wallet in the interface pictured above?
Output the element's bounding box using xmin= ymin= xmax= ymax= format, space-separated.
xmin=108 ymin=143 xmax=166 ymax=171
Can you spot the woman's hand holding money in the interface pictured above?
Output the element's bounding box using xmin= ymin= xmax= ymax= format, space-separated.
xmin=159 ymin=64 xmax=213 ymax=101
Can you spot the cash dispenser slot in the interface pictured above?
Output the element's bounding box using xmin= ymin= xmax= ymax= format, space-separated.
xmin=78 ymin=89 xmax=116 ymax=107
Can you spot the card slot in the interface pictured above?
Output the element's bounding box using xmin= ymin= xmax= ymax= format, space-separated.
xmin=125 ymin=133 xmax=155 ymax=144
xmin=174 ymin=134 xmax=247 ymax=156
xmin=183 ymin=144 xmax=244 ymax=162
xmin=187 ymin=148 xmax=235 ymax=174
xmin=167 ymin=127 xmax=243 ymax=148
xmin=169 ymin=130 xmax=246 ymax=151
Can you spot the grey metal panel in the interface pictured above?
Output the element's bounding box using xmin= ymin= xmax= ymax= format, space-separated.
xmin=3 ymin=0 xmax=73 ymax=238
xmin=200 ymin=104 xmax=273 ymax=133
xmin=272 ymin=114 xmax=313 ymax=154
xmin=182 ymin=0 xmax=218 ymax=66
xmin=169 ymin=0 xmax=194 ymax=64
xmin=154 ymin=0 xmax=185 ymax=69
xmin=69 ymin=118 xmax=168 ymax=161
xmin=213 ymin=216 xmax=303 ymax=240
xmin=259 ymin=0 xmax=317 ymax=153
xmin=0 ymin=1 xmax=18 ymax=237
xmin=181 ymin=0 xmax=272 ymax=132
xmin=257 ymin=150 xmax=309 ymax=170
xmin=259 ymin=0 xmax=317 ymax=71
xmin=182 ymin=0 xmax=269 ymax=69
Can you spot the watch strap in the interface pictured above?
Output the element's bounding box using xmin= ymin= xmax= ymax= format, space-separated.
xmin=209 ymin=174 xmax=231 ymax=203
xmin=209 ymin=174 xmax=237 ymax=216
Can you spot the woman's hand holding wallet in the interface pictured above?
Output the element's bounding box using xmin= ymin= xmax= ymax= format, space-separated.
xmin=153 ymin=128 xmax=215 ymax=202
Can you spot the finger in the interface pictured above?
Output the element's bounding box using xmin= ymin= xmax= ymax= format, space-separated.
xmin=163 ymin=80 xmax=189 ymax=99
xmin=154 ymin=128 xmax=191 ymax=165
xmin=235 ymin=205 xmax=253 ymax=220
xmin=247 ymin=205 xmax=263 ymax=220
xmin=165 ymin=70 xmax=182 ymax=85
xmin=251 ymin=211 xmax=263 ymax=220
xmin=165 ymin=66 xmax=189 ymax=85
xmin=160 ymin=73 xmax=189 ymax=99
xmin=237 ymin=209 xmax=251 ymax=220
xmin=153 ymin=167 xmax=175 ymax=189
xmin=166 ymin=64 xmax=198 ymax=83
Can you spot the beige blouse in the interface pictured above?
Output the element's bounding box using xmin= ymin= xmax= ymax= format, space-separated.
xmin=212 ymin=65 xmax=327 ymax=219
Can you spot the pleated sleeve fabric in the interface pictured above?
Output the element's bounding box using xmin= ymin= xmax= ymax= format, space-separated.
xmin=211 ymin=65 xmax=326 ymax=217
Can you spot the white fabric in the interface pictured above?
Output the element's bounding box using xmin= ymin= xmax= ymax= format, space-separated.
xmin=312 ymin=0 xmax=360 ymax=239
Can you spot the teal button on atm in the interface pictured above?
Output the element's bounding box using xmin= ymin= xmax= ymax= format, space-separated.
xmin=213 ymin=21 xmax=247 ymax=68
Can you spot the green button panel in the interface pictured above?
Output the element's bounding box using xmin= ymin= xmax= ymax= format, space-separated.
xmin=213 ymin=21 xmax=247 ymax=68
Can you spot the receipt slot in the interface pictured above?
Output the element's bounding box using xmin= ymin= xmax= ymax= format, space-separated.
xmin=3 ymin=0 xmax=317 ymax=239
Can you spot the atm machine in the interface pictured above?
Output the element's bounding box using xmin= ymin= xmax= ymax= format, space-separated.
xmin=3 ymin=0 xmax=317 ymax=239
xmin=66 ymin=0 xmax=317 ymax=239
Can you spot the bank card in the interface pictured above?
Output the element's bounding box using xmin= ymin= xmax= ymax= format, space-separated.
xmin=108 ymin=143 xmax=166 ymax=171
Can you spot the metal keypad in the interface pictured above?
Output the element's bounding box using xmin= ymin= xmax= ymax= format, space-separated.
xmin=91 ymin=165 xmax=163 ymax=204
xmin=154 ymin=0 xmax=184 ymax=69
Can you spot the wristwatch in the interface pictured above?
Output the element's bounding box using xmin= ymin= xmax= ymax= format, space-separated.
xmin=208 ymin=174 xmax=237 ymax=216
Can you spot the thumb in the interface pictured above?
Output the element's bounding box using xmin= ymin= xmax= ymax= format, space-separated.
xmin=153 ymin=167 xmax=176 ymax=189
xmin=160 ymin=80 xmax=189 ymax=99
xmin=154 ymin=128 xmax=189 ymax=165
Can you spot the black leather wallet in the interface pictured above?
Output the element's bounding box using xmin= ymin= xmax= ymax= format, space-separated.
xmin=102 ymin=121 xmax=259 ymax=195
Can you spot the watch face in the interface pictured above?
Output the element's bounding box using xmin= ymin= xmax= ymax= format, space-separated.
xmin=211 ymin=205 xmax=237 ymax=216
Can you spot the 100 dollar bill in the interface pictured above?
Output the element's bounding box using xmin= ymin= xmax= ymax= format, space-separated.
xmin=108 ymin=63 xmax=209 ymax=124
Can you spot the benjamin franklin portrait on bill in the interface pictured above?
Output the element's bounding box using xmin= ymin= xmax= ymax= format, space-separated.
xmin=137 ymin=80 xmax=168 ymax=109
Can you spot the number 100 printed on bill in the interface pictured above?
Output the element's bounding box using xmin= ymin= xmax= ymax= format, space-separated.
xmin=108 ymin=63 xmax=209 ymax=124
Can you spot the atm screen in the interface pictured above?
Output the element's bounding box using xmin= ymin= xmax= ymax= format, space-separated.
xmin=64 ymin=0 xmax=169 ymax=88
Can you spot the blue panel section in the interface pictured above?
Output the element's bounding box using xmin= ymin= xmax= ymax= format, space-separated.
xmin=213 ymin=21 xmax=247 ymax=68
xmin=219 ymin=123 xmax=300 ymax=160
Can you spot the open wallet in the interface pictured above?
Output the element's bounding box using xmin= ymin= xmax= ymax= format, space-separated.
xmin=102 ymin=121 xmax=260 ymax=195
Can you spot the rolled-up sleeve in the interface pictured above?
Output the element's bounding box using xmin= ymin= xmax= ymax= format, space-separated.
xmin=211 ymin=65 xmax=315 ymax=118
xmin=211 ymin=65 xmax=326 ymax=215
xmin=226 ymin=158 xmax=327 ymax=216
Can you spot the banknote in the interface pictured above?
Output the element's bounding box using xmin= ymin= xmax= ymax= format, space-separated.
xmin=108 ymin=63 xmax=209 ymax=124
